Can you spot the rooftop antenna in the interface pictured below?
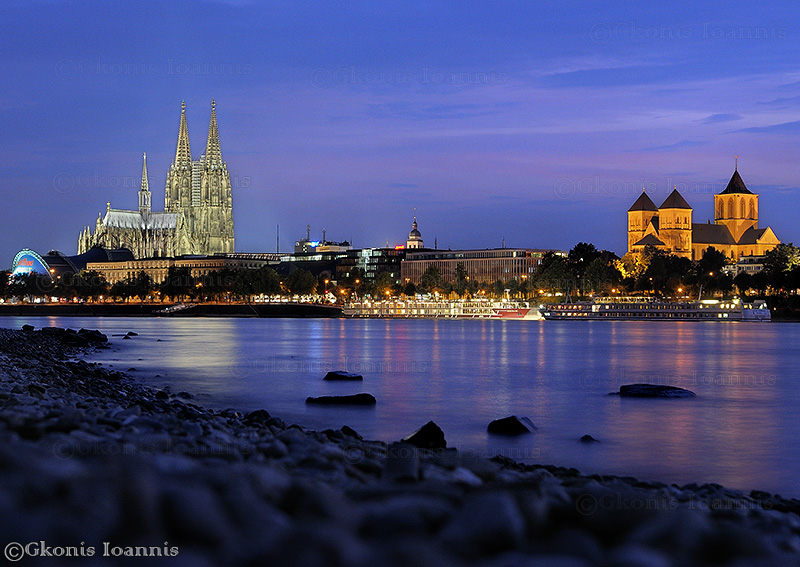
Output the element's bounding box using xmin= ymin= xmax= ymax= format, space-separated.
xmin=502 ymin=236 xmax=505 ymax=249
xmin=277 ymin=224 xmax=280 ymax=253
xmin=322 ymin=228 xmax=326 ymax=243
xmin=434 ymin=235 xmax=438 ymax=249
xmin=306 ymin=224 xmax=310 ymax=240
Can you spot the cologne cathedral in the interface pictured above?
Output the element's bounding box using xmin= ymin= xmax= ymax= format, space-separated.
xmin=78 ymin=100 xmax=235 ymax=258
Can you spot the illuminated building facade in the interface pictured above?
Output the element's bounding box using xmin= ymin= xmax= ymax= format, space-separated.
xmin=400 ymin=248 xmax=563 ymax=285
xmin=628 ymin=166 xmax=780 ymax=260
xmin=78 ymin=100 xmax=235 ymax=258
xmin=86 ymin=254 xmax=275 ymax=285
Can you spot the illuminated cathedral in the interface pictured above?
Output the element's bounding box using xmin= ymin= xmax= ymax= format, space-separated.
xmin=627 ymin=165 xmax=780 ymax=261
xmin=78 ymin=100 xmax=235 ymax=258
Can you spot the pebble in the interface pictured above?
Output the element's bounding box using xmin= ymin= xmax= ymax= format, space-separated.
xmin=440 ymin=491 xmax=526 ymax=556
xmin=0 ymin=327 xmax=796 ymax=567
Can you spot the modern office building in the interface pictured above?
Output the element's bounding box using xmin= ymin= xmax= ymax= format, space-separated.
xmin=400 ymin=248 xmax=563 ymax=285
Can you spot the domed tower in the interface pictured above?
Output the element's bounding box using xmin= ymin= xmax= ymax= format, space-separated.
xmin=714 ymin=163 xmax=758 ymax=243
xmin=406 ymin=216 xmax=423 ymax=249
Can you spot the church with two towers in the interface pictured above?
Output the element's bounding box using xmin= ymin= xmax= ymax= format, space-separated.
xmin=78 ymin=100 xmax=235 ymax=258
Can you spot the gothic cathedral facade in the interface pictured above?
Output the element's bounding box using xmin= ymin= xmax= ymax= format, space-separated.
xmin=78 ymin=100 xmax=235 ymax=258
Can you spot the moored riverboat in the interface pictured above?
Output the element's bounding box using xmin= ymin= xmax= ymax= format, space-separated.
xmin=540 ymin=297 xmax=770 ymax=321
xmin=344 ymin=299 xmax=543 ymax=320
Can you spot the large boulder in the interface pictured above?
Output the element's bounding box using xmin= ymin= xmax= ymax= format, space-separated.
xmin=616 ymin=384 xmax=696 ymax=398
xmin=78 ymin=329 xmax=108 ymax=343
xmin=305 ymin=393 xmax=376 ymax=406
xmin=487 ymin=416 xmax=536 ymax=436
xmin=244 ymin=409 xmax=272 ymax=425
xmin=323 ymin=370 xmax=363 ymax=381
xmin=401 ymin=421 xmax=446 ymax=449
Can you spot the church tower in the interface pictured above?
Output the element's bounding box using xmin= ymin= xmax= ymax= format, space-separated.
xmin=138 ymin=153 xmax=151 ymax=216
xmin=714 ymin=163 xmax=758 ymax=243
xmin=165 ymin=101 xmax=193 ymax=214
xmin=627 ymin=191 xmax=658 ymax=253
xmin=406 ymin=216 xmax=423 ymax=249
xmin=199 ymin=99 xmax=235 ymax=254
xmin=658 ymin=188 xmax=692 ymax=258
xmin=164 ymin=100 xmax=235 ymax=255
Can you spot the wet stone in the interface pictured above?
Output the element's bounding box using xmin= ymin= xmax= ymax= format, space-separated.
xmin=440 ymin=491 xmax=526 ymax=556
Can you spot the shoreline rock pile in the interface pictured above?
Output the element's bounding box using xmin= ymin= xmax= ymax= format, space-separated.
xmin=1 ymin=327 xmax=799 ymax=566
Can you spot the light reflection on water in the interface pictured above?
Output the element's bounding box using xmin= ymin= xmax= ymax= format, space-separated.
xmin=8 ymin=316 xmax=800 ymax=497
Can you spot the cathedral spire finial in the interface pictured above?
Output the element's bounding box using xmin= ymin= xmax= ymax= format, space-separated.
xmin=140 ymin=152 xmax=149 ymax=192
xmin=735 ymin=155 xmax=738 ymax=171
xmin=175 ymin=101 xmax=191 ymax=167
xmin=205 ymin=99 xmax=222 ymax=165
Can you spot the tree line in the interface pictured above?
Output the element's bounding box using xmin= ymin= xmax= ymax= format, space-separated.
xmin=4 ymin=242 xmax=800 ymax=303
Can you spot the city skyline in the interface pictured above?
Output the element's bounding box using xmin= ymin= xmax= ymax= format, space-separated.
xmin=3 ymin=2 xmax=800 ymax=265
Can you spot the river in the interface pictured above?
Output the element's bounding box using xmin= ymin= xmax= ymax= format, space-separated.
xmin=8 ymin=316 xmax=800 ymax=498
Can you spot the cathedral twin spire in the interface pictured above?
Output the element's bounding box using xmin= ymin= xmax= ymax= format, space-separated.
xmin=173 ymin=99 xmax=222 ymax=168
xmin=174 ymin=101 xmax=192 ymax=167
xmin=205 ymin=99 xmax=222 ymax=165
xmin=166 ymin=99 xmax=235 ymax=255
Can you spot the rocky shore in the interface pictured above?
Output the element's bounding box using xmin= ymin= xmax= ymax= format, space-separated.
xmin=1 ymin=327 xmax=800 ymax=566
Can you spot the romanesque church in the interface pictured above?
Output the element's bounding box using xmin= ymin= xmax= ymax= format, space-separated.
xmin=78 ymin=100 xmax=235 ymax=258
xmin=627 ymin=166 xmax=780 ymax=261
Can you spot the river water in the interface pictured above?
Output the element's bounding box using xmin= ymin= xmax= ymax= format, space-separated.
xmin=8 ymin=316 xmax=800 ymax=498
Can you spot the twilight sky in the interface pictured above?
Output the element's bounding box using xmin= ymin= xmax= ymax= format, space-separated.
xmin=3 ymin=1 xmax=800 ymax=265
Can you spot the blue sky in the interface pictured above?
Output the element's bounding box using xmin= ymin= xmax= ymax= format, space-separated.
xmin=2 ymin=1 xmax=800 ymax=264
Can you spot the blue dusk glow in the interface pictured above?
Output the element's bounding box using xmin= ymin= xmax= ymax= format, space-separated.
xmin=2 ymin=1 xmax=800 ymax=264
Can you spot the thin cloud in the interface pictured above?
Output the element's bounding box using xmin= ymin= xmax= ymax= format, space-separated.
xmin=757 ymin=95 xmax=800 ymax=107
xmin=632 ymin=140 xmax=705 ymax=152
xmin=735 ymin=120 xmax=800 ymax=134
xmin=701 ymin=113 xmax=741 ymax=124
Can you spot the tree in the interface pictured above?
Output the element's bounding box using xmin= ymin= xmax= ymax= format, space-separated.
xmin=454 ymin=262 xmax=468 ymax=297
xmin=534 ymin=254 xmax=571 ymax=296
xmin=252 ymin=267 xmax=281 ymax=296
xmin=0 ymin=270 xmax=9 ymax=300
xmin=160 ymin=266 xmax=194 ymax=301
xmin=374 ymin=271 xmax=395 ymax=297
xmin=492 ymin=279 xmax=506 ymax=298
xmin=8 ymin=272 xmax=54 ymax=301
xmin=734 ymin=272 xmax=753 ymax=295
xmin=763 ymin=243 xmax=800 ymax=294
xmin=584 ymin=257 xmax=619 ymax=295
xmin=568 ymin=242 xmax=601 ymax=295
xmin=284 ymin=269 xmax=317 ymax=296
xmin=402 ymin=282 xmax=417 ymax=297
xmin=418 ymin=265 xmax=442 ymax=294
xmin=198 ymin=268 xmax=236 ymax=301
xmin=131 ymin=271 xmax=153 ymax=301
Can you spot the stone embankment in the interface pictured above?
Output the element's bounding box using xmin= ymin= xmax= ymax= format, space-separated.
xmin=1 ymin=327 xmax=800 ymax=566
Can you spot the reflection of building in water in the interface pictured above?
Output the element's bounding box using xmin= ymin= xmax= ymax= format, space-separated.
xmin=627 ymin=165 xmax=780 ymax=260
xmin=78 ymin=100 xmax=235 ymax=258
